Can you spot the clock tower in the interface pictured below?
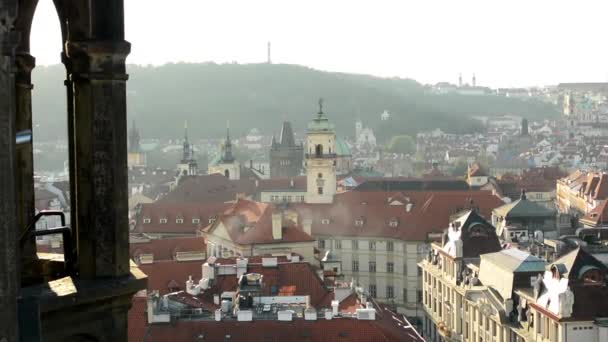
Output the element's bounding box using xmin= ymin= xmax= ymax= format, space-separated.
xmin=306 ymin=99 xmax=337 ymax=204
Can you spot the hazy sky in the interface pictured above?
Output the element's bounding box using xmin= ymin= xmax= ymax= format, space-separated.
xmin=31 ymin=0 xmax=608 ymax=87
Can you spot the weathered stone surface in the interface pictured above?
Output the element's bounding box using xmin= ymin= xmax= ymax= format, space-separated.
xmin=0 ymin=2 xmax=20 ymax=341
xmin=15 ymin=52 xmax=37 ymax=283
xmin=68 ymin=40 xmax=132 ymax=278
xmin=4 ymin=1 xmax=146 ymax=340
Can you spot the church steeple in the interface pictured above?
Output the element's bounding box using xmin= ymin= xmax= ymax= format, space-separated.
xmin=178 ymin=121 xmax=197 ymax=176
xmin=182 ymin=121 xmax=192 ymax=162
xmin=128 ymin=120 xmax=141 ymax=153
xmin=221 ymin=121 xmax=235 ymax=163
xmin=305 ymin=98 xmax=337 ymax=204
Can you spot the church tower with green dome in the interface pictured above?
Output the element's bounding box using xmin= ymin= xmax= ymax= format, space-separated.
xmin=305 ymin=99 xmax=337 ymax=203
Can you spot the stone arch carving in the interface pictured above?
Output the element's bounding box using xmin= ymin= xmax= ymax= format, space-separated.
xmin=11 ymin=0 xmax=132 ymax=279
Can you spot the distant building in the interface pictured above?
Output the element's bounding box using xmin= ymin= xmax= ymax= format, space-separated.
xmin=419 ymin=211 xmax=608 ymax=342
xmin=355 ymin=119 xmax=377 ymax=148
xmin=129 ymin=255 xmax=425 ymax=342
xmin=269 ymin=121 xmax=304 ymax=178
xmin=492 ymin=190 xmax=558 ymax=242
xmin=335 ymin=137 xmax=354 ymax=175
xmin=208 ymin=127 xmax=241 ymax=180
xmin=177 ymin=122 xmax=198 ymax=177
xmin=557 ymin=170 xmax=608 ymax=215
xmin=128 ymin=120 xmax=147 ymax=167
xmin=242 ymin=127 xmax=264 ymax=150
xmin=305 ymin=100 xmax=338 ymax=204
xmin=381 ymin=109 xmax=391 ymax=121
xmin=201 ymin=199 xmax=317 ymax=262
xmin=467 ymin=162 xmax=491 ymax=187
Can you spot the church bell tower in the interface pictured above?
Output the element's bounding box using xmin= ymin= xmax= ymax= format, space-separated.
xmin=305 ymin=99 xmax=337 ymax=204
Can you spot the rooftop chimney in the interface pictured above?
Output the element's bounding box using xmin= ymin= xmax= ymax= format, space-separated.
xmin=303 ymin=218 xmax=312 ymax=236
xmin=272 ymin=211 xmax=283 ymax=240
xmin=331 ymin=300 xmax=339 ymax=316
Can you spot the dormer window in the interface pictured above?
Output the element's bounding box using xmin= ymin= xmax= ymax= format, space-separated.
xmin=160 ymin=218 xmax=168 ymax=224
xmin=321 ymin=218 xmax=330 ymax=225
xmin=389 ymin=219 xmax=399 ymax=227
xmin=143 ymin=218 xmax=151 ymax=224
xmin=355 ymin=218 xmax=364 ymax=227
xmin=209 ymin=217 xmax=217 ymax=224
xmin=176 ymin=218 xmax=184 ymax=224
xmin=192 ymin=218 xmax=200 ymax=224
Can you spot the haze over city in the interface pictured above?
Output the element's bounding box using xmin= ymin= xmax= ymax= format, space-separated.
xmin=31 ymin=0 xmax=608 ymax=87
xmin=6 ymin=1 xmax=608 ymax=341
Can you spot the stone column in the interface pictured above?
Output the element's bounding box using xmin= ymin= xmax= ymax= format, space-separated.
xmin=14 ymin=52 xmax=37 ymax=282
xmin=0 ymin=2 xmax=20 ymax=341
xmin=66 ymin=40 xmax=131 ymax=278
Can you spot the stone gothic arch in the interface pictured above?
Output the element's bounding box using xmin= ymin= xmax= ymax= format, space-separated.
xmin=1 ymin=1 xmax=144 ymax=341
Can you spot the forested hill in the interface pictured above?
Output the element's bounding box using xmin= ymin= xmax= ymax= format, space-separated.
xmin=31 ymin=63 xmax=559 ymax=142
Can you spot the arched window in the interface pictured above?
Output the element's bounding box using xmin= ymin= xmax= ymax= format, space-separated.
xmin=224 ymin=169 xmax=230 ymax=178
xmin=318 ymin=173 xmax=323 ymax=179
xmin=582 ymin=269 xmax=602 ymax=284
xmin=315 ymin=144 xmax=323 ymax=156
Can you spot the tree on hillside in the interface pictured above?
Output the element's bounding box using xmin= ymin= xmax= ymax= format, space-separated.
xmin=387 ymin=135 xmax=415 ymax=155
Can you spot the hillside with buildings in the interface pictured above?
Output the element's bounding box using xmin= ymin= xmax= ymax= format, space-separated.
xmin=31 ymin=63 xmax=559 ymax=142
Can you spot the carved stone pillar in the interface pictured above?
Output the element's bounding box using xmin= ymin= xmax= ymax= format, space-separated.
xmin=14 ymin=52 xmax=38 ymax=283
xmin=66 ymin=40 xmax=131 ymax=278
xmin=0 ymin=2 xmax=21 ymax=341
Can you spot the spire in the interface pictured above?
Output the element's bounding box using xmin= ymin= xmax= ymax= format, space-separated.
xmin=458 ymin=73 xmax=463 ymax=87
xmin=279 ymin=121 xmax=296 ymax=147
xmin=318 ymin=98 xmax=324 ymax=116
xmin=222 ymin=120 xmax=235 ymax=163
xmin=128 ymin=120 xmax=141 ymax=153
xmin=520 ymin=188 xmax=527 ymax=201
xmin=182 ymin=121 xmax=191 ymax=162
xmin=472 ymin=73 xmax=476 ymax=87
xmin=184 ymin=120 xmax=189 ymax=142
xmin=521 ymin=118 xmax=529 ymax=136
xmin=308 ymin=98 xmax=334 ymax=132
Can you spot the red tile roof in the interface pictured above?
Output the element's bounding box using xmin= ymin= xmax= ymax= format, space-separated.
xmin=593 ymin=173 xmax=608 ymax=199
xmin=206 ymin=199 xmax=315 ymax=245
xmin=158 ymin=174 xmax=257 ymax=203
xmin=135 ymin=202 xmax=231 ymax=234
xmin=130 ymin=236 xmax=206 ymax=261
xmin=257 ymin=176 xmax=307 ymax=191
xmin=293 ymin=190 xmax=503 ymax=241
xmin=128 ymin=293 xmax=148 ymax=342
xmin=137 ymin=257 xmax=331 ymax=307
xmin=141 ymin=318 xmax=422 ymax=342
xmin=580 ymin=200 xmax=608 ymax=226
xmin=128 ymin=301 xmax=424 ymax=342
xmin=139 ymin=259 xmax=204 ymax=295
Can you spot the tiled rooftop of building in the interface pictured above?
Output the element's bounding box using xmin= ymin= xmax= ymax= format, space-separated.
xmin=204 ymin=199 xmax=316 ymax=245
xmin=129 ymin=255 xmax=425 ymax=342
xmin=134 ymin=202 xmax=232 ymax=234
xmin=298 ymin=190 xmax=503 ymax=241
xmin=130 ymin=236 xmax=206 ymax=262
xmin=130 ymin=303 xmax=425 ymax=342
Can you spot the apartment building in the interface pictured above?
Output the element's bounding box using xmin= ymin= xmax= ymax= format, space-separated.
xmin=419 ymin=210 xmax=608 ymax=342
